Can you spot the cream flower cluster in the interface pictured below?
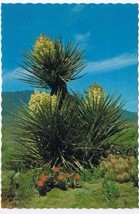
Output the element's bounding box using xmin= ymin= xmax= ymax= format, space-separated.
xmin=34 ymin=35 xmax=55 ymax=62
xmin=29 ymin=90 xmax=56 ymax=113
xmin=87 ymin=83 xmax=104 ymax=105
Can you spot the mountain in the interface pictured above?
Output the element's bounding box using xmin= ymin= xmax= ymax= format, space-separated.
xmin=2 ymin=90 xmax=33 ymax=116
xmin=121 ymin=110 xmax=138 ymax=123
xmin=1 ymin=90 xmax=138 ymax=123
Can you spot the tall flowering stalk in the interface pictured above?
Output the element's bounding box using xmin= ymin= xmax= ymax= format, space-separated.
xmin=33 ymin=35 xmax=55 ymax=62
xmin=18 ymin=34 xmax=86 ymax=100
xmin=29 ymin=90 xmax=56 ymax=113
xmin=87 ymin=82 xmax=104 ymax=106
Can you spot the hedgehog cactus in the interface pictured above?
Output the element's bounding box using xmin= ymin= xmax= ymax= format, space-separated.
xmin=115 ymin=173 xmax=130 ymax=183
xmin=58 ymin=180 xmax=68 ymax=190
xmin=33 ymin=34 xmax=55 ymax=63
xmin=100 ymin=155 xmax=137 ymax=183
xmin=29 ymin=90 xmax=56 ymax=113
xmin=87 ymin=82 xmax=104 ymax=105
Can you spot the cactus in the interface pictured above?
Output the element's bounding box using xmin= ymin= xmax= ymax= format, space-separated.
xmin=130 ymin=168 xmax=138 ymax=187
xmin=47 ymin=176 xmax=55 ymax=188
xmin=122 ymin=172 xmax=130 ymax=182
xmin=36 ymin=168 xmax=81 ymax=195
xmin=100 ymin=155 xmax=137 ymax=184
xmin=57 ymin=180 xmax=68 ymax=190
xmin=115 ymin=175 xmax=126 ymax=183
xmin=37 ymin=186 xmax=47 ymax=196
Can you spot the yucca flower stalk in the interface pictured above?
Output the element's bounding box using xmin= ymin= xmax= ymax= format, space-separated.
xmin=87 ymin=82 xmax=104 ymax=105
xmin=33 ymin=35 xmax=55 ymax=62
xmin=29 ymin=90 xmax=56 ymax=113
xmin=17 ymin=35 xmax=86 ymax=100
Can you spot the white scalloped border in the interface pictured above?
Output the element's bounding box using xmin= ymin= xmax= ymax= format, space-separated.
xmin=1 ymin=0 xmax=139 ymax=3
xmin=0 ymin=1 xmax=138 ymax=213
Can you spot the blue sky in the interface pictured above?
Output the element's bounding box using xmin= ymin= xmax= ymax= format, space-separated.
xmin=2 ymin=4 xmax=138 ymax=112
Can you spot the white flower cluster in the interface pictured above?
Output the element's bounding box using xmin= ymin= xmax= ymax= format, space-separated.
xmin=34 ymin=35 xmax=55 ymax=62
xmin=29 ymin=90 xmax=56 ymax=113
xmin=87 ymin=83 xmax=104 ymax=105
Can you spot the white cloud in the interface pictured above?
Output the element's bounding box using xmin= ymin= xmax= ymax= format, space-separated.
xmin=2 ymin=67 xmax=25 ymax=81
xmin=2 ymin=52 xmax=137 ymax=90
xmin=3 ymin=70 xmax=17 ymax=81
xmin=74 ymin=32 xmax=90 ymax=43
xmin=2 ymin=67 xmax=31 ymax=91
xmin=84 ymin=52 xmax=138 ymax=74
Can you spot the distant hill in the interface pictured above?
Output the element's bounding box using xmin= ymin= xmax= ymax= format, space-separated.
xmin=1 ymin=90 xmax=138 ymax=123
xmin=2 ymin=90 xmax=33 ymax=116
xmin=121 ymin=110 xmax=138 ymax=123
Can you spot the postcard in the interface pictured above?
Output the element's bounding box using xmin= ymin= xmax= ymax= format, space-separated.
xmin=0 ymin=0 xmax=138 ymax=212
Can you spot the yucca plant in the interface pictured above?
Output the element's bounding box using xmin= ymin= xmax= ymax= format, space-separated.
xmin=12 ymin=92 xmax=85 ymax=171
xmin=11 ymin=88 xmax=125 ymax=170
xmin=17 ymin=35 xmax=86 ymax=100
xmin=12 ymin=35 xmax=126 ymax=172
xmin=76 ymin=89 xmax=126 ymax=166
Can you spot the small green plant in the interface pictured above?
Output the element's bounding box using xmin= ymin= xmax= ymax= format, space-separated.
xmin=82 ymin=169 xmax=94 ymax=181
xmin=92 ymin=166 xmax=104 ymax=180
xmin=36 ymin=167 xmax=81 ymax=196
xmin=2 ymin=170 xmax=35 ymax=207
xmin=103 ymin=175 xmax=119 ymax=202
